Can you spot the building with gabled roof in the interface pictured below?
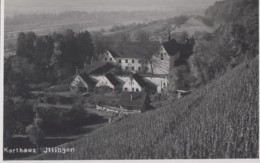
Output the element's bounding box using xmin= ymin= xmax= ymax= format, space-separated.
xmin=100 ymin=41 xmax=160 ymax=73
xmin=71 ymin=73 xmax=98 ymax=92
xmin=105 ymin=73 xmax=122 ymax=88
xmin=139 ymin=73 xmax=169 ymax=93
xmin=118 ymin=92 xmax=151 ymax=113
xmin=122 ymin=73 xmax=156 ymax=94
xmin=91 ymin=73 xmax=122 ymax=92
xmin=150 ymin=38 xmax=194 ymax=75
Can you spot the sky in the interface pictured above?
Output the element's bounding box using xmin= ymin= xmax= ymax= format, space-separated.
xmin=5 ymin=0 xmax=217 ymax=17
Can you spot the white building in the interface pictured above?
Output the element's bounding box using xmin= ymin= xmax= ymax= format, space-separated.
xmin=141 ymin=74 xmax=169 ymax=93
xmin=100 ymin=42 xmax=159 ymax=73
xmin=122 ymin=74 xmax=157 ymax=94
xmin=150 ymin=45 xmax=171 ymax=75
xmin=71 ymin=73 xmax=97 ymax=92
xmin=122 ymin=77 xmax=142 ymax=93
xmin=91 ymin=73 xmax=122 ymax=91
xmin=150 ymin=39 xmax=184 ymax=75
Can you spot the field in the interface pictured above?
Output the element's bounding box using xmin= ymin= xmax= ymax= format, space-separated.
xmin=33 ymin=56 xmax=258 ymax=159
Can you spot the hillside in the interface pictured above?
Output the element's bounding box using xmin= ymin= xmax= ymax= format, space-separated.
xmin=34 ymin=56 xmax=258 ymax=159
xmin=104 ymin=15 xmax=215 ymax=42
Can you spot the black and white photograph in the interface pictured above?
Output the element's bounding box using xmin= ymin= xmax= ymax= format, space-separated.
xmin=1 ymin=0 xmax=259 ymax=161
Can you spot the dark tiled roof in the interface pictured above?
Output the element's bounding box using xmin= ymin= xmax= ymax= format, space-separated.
xmin=79 ymin=73 xmax=97 ymax=87
xmin=118 ymin=92 xmax=149 ymax=110
xmin=108 ymin=49 xmax=120 ymax=58
xmin=139 ymin=73 xmax=168 ymax=78
xmin=105 ymin=73 xmax=121 ymax=87
xmin=80 ymin=62 xmax=116 ymax=75
xmin=80 ymin=62 xmax=108 ymax=74
xmin=91 ymin=63 xmax=116 ymax=75
xmin=111 ymin=41 xmax=160 ymax=59
xmin=132 ymin=73 xmax=156 ymax=89
xmin=162 ymin=39 xmax=182 ymax=56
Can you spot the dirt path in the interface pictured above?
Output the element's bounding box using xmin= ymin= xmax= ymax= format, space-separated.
xmin=12 ymin=122 xmax=107 ymax=140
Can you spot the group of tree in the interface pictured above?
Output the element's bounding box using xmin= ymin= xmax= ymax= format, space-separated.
xmin=3 ymin=29 xmax=95 ymax=149
xmin=15 ymin=29 xmax=95 ymax=83
xmin=173 ymin=0 xmax=259 ymax=89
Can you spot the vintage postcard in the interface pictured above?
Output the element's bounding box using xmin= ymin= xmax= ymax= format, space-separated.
xmin=1 ymin=0 xmax=259 ymax=161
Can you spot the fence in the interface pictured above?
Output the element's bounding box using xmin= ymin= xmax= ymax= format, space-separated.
xmin=152 ymin=98 xmax=176 ymax=108
xmin=96 ymin=105 xmax=141 ymax=114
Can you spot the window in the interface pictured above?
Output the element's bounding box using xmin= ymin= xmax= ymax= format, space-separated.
xmin=126 ymin=59 xmax=128 ymax=63
xmin=125 ymin=66 xmax=128 ymax=70
xmin=132 ymin=88 xmax=134 ymax=92
xmin=138 ymin=67 xmax=141 ymax=71
xmin=119 ymin=59 xmax=122 ymax=63
xmin=125 ymin=88 xmax=128 ymax=91
xmin=164 ymin=83 xmax=166 ymax=87
xmin=161 ymin=54 xmax=164 ymax=60
xmin=132 ymin=60 xmax=135 ymax=63
xmin=136 ymin=88 xmax=139 ymax=92
xmin=110 ymin=58 xmax=112 ymax=61
xmin=132 ymin=67 xmax=135 ymax=70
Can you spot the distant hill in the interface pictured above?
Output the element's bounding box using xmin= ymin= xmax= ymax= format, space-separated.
xmin=172 ymin=16 xmax=215 ymax=36
xmin=104 ymin=15 xmax=215 ymax=42
xmin=33 ymin=56 xmax=258 ymax=159
xmin=5 ymin=0 xmax=217 ymax=17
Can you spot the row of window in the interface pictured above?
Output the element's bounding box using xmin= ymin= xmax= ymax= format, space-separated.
xmin=124 ymin=87 xmax=140 ymax=92
xmin=104 ymin=57 xmax=113 ymax=61
xmin=104 ymin=57 xmax=150 ymax=64
xmin=159 ymin=52 xmax=167 ymax=60
xmin=118 ymin=59 xmax=141 ymax=64
xmin=118 ymin=66 xmax=142 ymax=71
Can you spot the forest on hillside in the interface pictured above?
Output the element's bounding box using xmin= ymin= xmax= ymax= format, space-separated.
xmin=169 ymin=0 xmax=258 ymax=90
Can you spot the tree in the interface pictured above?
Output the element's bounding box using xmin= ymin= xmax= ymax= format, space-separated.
xmin=119 ymin=32 xmax=131 ymax=42
xmin=136 ymin=30 xmax=150 ymax=43
xmin=14 ymin=100 xmax=34 ymax=134
xmin=16 ymin=32 xmax=37 ymax=61
xmin=5 ymin=70 xmax=30 ymax=98
xmin=76 ymin=31 xmax=94 ymax=67
xmin=34 ymin=35 xmax=54 ymax=78
xmin=188 ymin=40 xmax=227 ymax=86
xmin=26 ymin=111 xmax=44 ymax=153
xmin=3 ymin=97 xmax=16 ymax=146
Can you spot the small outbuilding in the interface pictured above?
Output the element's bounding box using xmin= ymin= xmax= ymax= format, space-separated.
xmin=118 ymin=92 xmax=151 ymax=113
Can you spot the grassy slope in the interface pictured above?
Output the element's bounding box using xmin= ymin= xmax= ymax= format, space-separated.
xmin=36 ymin=57 xmax=258 ymax=159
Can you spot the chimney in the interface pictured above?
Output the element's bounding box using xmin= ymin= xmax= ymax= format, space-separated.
xmin=168 ymin=29 xmax=171 ymax=41
xmin=75 ymin=66 xmax=79 ymax=75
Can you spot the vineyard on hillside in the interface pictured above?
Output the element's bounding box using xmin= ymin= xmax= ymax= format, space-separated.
xmin=34 ymin=56 xmax=258 ymax=159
